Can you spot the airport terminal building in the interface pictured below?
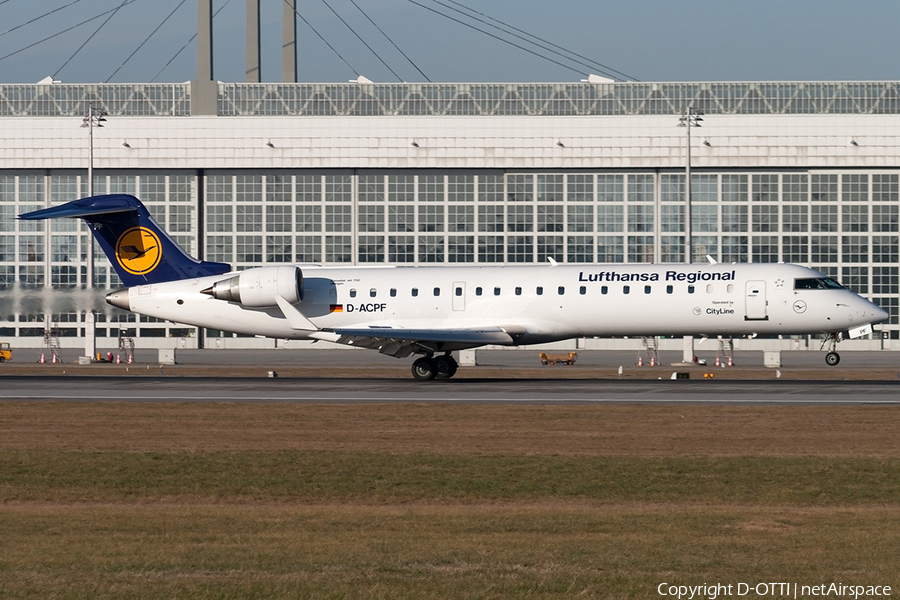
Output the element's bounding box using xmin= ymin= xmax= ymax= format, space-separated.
xmin=1 ymin=80 xmax=899 ymax=348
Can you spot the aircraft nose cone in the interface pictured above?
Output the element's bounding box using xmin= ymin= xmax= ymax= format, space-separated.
xmin=106 ymin=288 xmax=130 ymax=311
xmin=872 ymin=304 xmax=890 ymax=324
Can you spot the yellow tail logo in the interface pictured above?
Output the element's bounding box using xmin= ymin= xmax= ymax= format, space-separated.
xmin=115 ymin=227 xmax=161 ymax=275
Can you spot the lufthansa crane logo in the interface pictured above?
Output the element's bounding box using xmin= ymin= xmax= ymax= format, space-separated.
xmin=115 ymin=227 xmax=161 ymax=275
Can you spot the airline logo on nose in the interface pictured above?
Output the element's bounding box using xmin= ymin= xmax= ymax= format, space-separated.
xmin=116 ymin=227 xmax=161 ymax=275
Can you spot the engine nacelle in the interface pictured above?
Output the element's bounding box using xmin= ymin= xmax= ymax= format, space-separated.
xmin=202 ymin=266 xmax=302 ymax=307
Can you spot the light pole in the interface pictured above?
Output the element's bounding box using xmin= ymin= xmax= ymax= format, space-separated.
xmin=677 ymin=106 xmax=702 ymax=264
xmin=81 ymin=101 xmax=106 ymax=361
xmin=81 ymin=101 xmax=106 ymax=287
xmin=677 ymin=106 xmax=702 ymax=364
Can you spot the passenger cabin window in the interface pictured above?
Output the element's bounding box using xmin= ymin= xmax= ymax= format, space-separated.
xmin=706 ymin=284 xmax=714 ymax=293
xmin=349 ymin=289 xmax=357 ymax=298
xmin=666 ymin=285 xmax=673 ymax=294
xmin=494 ymin=287 xmax=501 ymax=296
xmin=433 ymin=287 xmax=440 ymax=296
xmin=515 ymin=287 xmax=522 ymax=296
xmin=390 ymin=288 xmax=397 ymax=297
xmin=623 ymin=285 xmax=630 ymax=294
xmin=688 ymin=285 xmax=695 ymax=294
xmin=794 ymin=277 xmax=844 ymax=290
xmin=601 ymin=286 xmax=608 ymax=295
xmin=579 ymin=286 xmax=586 ymax=295
xmin=412 ymin=288 xmax=419 ymax=297
xmin=475 ymin=287 xmax=483 ymax=296
xmin=727 ymin=284 xmax=734 ymax=293
xmin=455 ymin=287 xmax=463 ymax=297
xmin=370 ymin=288 xmax=377 ymax=298
xmin=644 ymin=285 xmax=651 ymax=294
xmin=558 ymin=286 xmax=565 ymax=295
xmin=536 ymin=286 xmax=543 ymax=295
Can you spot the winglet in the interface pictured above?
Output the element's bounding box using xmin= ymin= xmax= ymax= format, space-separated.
xmin=274 ymin=295 xmax=319 ymax=331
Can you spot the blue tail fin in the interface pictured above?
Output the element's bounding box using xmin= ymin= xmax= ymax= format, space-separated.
xmin=19 ymin=194 xmax=231 ymax=287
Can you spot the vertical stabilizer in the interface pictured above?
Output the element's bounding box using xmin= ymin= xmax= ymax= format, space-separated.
xmin=19 ymin=194 xmax=231 ymax=286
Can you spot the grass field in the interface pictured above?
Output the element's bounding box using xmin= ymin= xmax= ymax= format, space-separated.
xmin=2 ymin=403 xmax=899 ymax=599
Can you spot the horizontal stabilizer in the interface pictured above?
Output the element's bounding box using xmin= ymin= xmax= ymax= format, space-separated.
xmin=18 ymin=195 xmax=140 ymax=221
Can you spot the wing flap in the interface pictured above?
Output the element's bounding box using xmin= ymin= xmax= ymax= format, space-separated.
xmin=331 ymin=326 xmax=516 ymax=345
xmin=325 ymin=325 xmax=522 ymax=357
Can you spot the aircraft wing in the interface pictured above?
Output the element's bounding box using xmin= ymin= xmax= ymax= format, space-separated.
xmin=325 ymin=325 xmax=523 ymax=357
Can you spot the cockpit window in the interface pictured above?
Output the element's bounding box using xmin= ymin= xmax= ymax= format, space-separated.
xmin=794 ymin=277 xmax=844 ymax=290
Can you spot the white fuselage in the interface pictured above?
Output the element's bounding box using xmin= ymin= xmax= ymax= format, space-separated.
xmin=118 ymin=263 xmax=886 ymax=350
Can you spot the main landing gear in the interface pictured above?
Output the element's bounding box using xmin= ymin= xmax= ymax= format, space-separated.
xmin=822 ymin=332 xmax=841 ymax=366
xmin=411 ymin=353 xmax=459 ymax=381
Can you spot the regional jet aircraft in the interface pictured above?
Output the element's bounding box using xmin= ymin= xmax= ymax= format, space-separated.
xmin=20 ymin=195 xmax=889 ymax=380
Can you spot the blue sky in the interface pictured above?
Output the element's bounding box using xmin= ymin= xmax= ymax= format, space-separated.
xmin=0 ymin=0 xmax=897 ymax=83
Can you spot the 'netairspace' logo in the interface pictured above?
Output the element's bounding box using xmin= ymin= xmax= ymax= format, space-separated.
xmin=115 ymin=227 xmax=161 ymax=275
xmin=657 ymin=582 xmax=892 ymax=599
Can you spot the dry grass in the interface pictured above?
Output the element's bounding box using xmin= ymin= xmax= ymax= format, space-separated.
xmin=2 ymin=402 xmax=900 ymax=599
xmin=1 ymin=402 xmax=900 ymax=457
xmin=3 ymin=504 xmax=899 ymax=599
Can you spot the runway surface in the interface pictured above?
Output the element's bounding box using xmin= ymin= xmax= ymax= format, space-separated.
xmin=2 ymin=376 xmax=899 ymax=404
xmin=11 ymin=347 xmax=900 ymax=368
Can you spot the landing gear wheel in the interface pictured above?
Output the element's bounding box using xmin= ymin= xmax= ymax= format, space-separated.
xmin=412 ymin=357 xmax=438 ymax=381
xmin=434 ymin=355 xmax=458 ymax=379
xmin=825 ymin=351 xmax=840 ymax=366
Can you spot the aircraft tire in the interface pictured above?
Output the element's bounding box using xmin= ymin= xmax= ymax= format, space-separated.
xmin=412 ymin=357 xmax=438 ymax=381
xmin=825 ymin=351 xmax=841 ymax=366
xmin=434 ymin=355 xmax=458 ymax=379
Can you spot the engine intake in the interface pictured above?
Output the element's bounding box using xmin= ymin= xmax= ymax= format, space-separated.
xmin=201 ymin=266 xmax=302 ymax=307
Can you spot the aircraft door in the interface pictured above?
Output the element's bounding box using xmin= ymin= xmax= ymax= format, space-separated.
xmin=452 ymin=281 xmax=466 ymax=311
xmin=744 ymin=280 xmax=768 ymax=321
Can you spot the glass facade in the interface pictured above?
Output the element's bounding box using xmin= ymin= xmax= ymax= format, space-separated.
xmin=4 ymin=81 xmax=900 ymax=118
xmin=218 ymin=82 xmax=900 ymax=117
xmin=0 ymin=169 xmax=898 ymax=340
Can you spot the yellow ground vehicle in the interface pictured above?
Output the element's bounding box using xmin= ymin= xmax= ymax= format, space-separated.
xmin=0 ymin=342 xmax=11 ymax=361
xmin=539 ymin=351 xmax=577 ymax=366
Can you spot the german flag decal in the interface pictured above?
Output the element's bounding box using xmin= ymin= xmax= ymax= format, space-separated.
xmin=330 ymin=304 xmax=343 ymax=313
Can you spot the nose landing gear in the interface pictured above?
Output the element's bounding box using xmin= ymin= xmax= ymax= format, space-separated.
xmin=411 ymin=353 xmax=459 ymax=381
xmin=822 ymin=333 xmax=841 ymax=366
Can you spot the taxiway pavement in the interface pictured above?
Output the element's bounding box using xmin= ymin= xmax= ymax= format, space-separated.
xmin=0 ymin=375 xmax=898 ymax=405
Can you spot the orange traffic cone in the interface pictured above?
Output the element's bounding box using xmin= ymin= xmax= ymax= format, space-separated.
xmin=116 ymin=354 xmax=121 ymax=364
xmin=715 ymin=356 xmax=720 ymax=367
xmin=638 ymin=356 xmax=643 ymax=367
xmin=127 ymin=354 xmax=133 ymax=365
xmin=727 ymin=356 xmax=733 ymax=367
xmin=39 ymin=353 xmax=45 ymax=364
xmin=650 ymin=356 xmax=656 ymax=366
xmin=52 ymin=354 xmax=57 ymax=364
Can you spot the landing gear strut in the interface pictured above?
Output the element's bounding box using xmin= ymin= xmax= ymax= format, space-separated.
xmin=822 ymin=333 xmax=841 ymax=366
xmin=411 ymin=353 xmax=459 ymax=381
